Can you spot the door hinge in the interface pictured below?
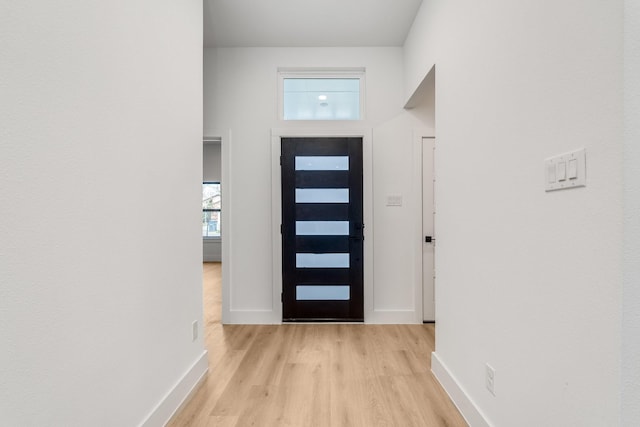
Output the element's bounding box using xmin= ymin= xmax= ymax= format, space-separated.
xmin=280 ymin=156 xmax=283 ymax=165
xmin=280 ymin=224 xmax=283 ymax=234
xmin=281 ymin=292 xmax=283 ymax=302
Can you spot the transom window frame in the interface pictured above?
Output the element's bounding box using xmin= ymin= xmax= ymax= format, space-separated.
xmin=277 ymin=68 xmax=366 ymax=122
xmin=202 ymin=181 xmax=221 ymax=239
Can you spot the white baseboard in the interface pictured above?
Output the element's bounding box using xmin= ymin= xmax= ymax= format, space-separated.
xmin=203 ymin=239 xmax=221 ymax=262
xmin=431 ymin=352 xmax=492 ymax=427
xmin=367 ymin=309 xmax=420 ymax=324
xmin=223 ymin=310 xmax=421 ymax=324
xmin=225 ymin=309 xmax=279 ymax=324
xmin=139 ymin=350 xmax=209 ymax=427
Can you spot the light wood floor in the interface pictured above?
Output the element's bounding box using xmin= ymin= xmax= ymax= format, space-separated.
xmin=168 ymin=263 xmax=467 ymax=427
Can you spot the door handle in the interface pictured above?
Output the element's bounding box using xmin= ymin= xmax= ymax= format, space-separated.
xmin=351 ymin=223 xmax=365 ymax=241
xmin=425 ymin=236 xmax=435 ymax=243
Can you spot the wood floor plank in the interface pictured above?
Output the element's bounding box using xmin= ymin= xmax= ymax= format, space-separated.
xmin=203 ymin=416 xmax=238 ymax=427
xmin=167 ymin=263 xmax=468 ymax=427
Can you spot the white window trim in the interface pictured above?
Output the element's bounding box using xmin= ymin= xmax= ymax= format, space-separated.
xmin=277 ymin=67 xmax=366 ymax=122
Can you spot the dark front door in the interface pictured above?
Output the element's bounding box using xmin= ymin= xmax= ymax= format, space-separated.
xmin=281 ymin=137 xmax=364 ymax=321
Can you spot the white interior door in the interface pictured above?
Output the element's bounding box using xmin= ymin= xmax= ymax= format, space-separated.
xmin=423 ymin=137 xmax=435 ymax=322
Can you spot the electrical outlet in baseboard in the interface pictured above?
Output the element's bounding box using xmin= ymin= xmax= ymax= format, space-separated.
xmin=486 ymin=363 xmax=496 ymax=396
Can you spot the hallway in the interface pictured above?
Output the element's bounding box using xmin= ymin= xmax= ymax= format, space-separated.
xmin=168 ymin=263 xmax=467 ymax=426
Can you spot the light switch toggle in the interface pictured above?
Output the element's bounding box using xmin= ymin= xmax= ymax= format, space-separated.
xmin=568 ymin=159 xmax=578 ymax=180
xmin=557 ymin=162 xmax=567 ymax=181
xmin=547 ymin=164 xmax=556 ymax=184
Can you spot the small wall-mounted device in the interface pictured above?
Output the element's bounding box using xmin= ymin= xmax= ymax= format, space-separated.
xmin=386 ymin=194 xmax=403 ymax=206
xmin=545 ymin=148 xmax=586 ymax=192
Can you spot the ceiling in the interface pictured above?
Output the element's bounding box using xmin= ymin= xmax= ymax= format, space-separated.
xmin=204 ymin=0 xmax=424 ymax=48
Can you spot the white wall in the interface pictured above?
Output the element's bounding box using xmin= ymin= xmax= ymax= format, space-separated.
xmin=405 ymin=1 xmax=624 ymax=426
xmin=204 ymin=47 xmax=428 ymax=323
xmin=203 ymin=142 xmax=222 ymax=182
xmin=623 ymin=0 xmax=640 ymax=424
xmin=0 ymin=1 xmax=206 ymax=426
xmin=203 ymin=142 xmax=222 ymax=262
xmin=403 ymin=1 xmax=440 ymax=104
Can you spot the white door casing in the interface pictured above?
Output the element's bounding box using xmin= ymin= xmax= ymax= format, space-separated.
xmin=422 ymin=137 xmax=435 ymax=322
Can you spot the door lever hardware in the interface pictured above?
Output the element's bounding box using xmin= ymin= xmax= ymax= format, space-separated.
xmin=425 ymin=236 xmax=435 ymax=243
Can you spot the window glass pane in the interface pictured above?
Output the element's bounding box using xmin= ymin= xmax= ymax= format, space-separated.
xmin=283 ymin=78 xmax=360 ymax=120
xmin=295 ymin=188 xmax=349 ymax=204
xmin=203 ymin=183 xmax=221 ymax=210
xmin=202 ymin=211 xmax=220 ymax=237
xmin=296 ymin=285 xmax=350 ymax=301
xmin=203 ymin=182 xmax=221 ymax=237
xmin=296 ymin=221 xmax=350 ymax=236
xmin=295 ymin=156 xmax=349 ymax=171
xmin=296 ymin=253 xmax=350 ymax=268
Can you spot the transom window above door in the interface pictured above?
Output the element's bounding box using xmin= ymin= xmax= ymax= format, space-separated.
xmin=278 ymin=69 xmax=365 ymax=121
